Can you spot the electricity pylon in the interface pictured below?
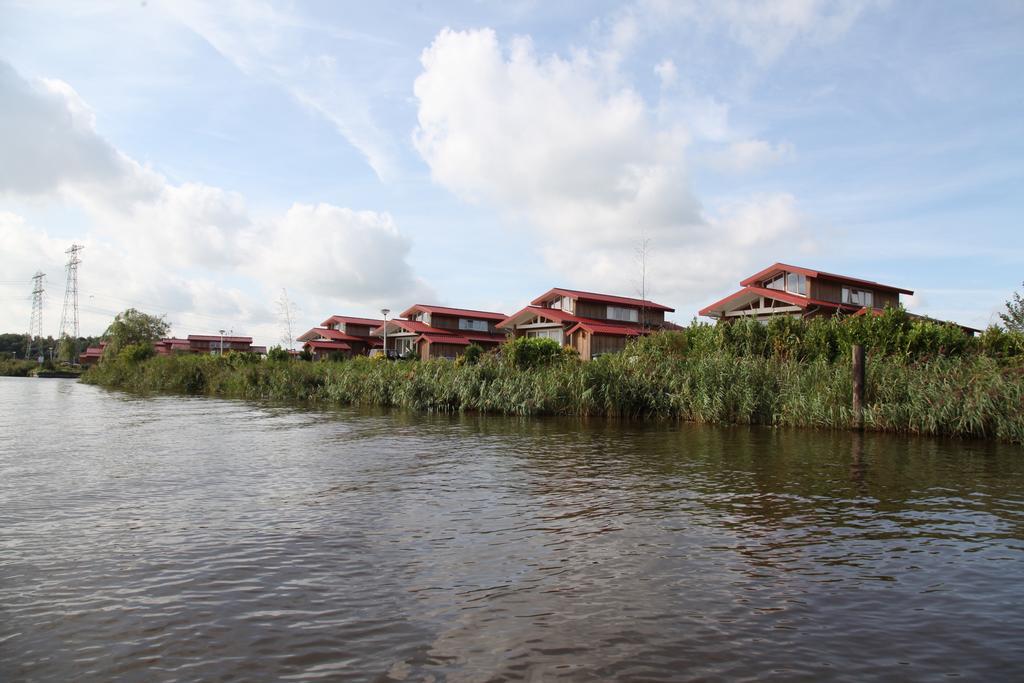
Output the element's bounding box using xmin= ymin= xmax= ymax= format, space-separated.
xmin=25 ymin=271 xmax=45 ymax=360
xmin=58 ymin=244 xmax=84 ymax=359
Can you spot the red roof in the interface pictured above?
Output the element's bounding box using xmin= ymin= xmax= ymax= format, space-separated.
xmin=187 ymin=335 xmax=253 ymax=343
xmin=530 ymin=288 xmax=674 ymax=312
xmin=306 ymin=340 xmax=352 ymax=351
xmin=566 ymin=321 xmax=646 ymax=337
xmin=739 ymin=263 xmax=913 ymax=295
xmin=399 ymin=304 xmax=507 ymax=321
xmin=379 ymin=319 xmax=437 ymax=335
xmin=299 ymin=327 xmax=376 ymax=343
xmin=319 ymin=315 xmax=385 ymax=327
xmin=415 ymin=333 xmax=471 ymax=346
xmin=698 ymin=286 xmax=859 ymax=317
xmin=496 ymin=306 xmax=589 ymax=329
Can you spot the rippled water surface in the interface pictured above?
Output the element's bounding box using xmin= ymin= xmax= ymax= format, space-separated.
xmin=2 ymin=377 xmax=1023 ymax=681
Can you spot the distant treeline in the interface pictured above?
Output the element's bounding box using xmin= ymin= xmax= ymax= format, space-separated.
xmin=82 ymin=309 xmax=1024 ymax=443
xmin=0 ymin=333 xmax=102 ymax=360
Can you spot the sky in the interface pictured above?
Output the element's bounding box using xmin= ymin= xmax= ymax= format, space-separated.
xmin=1 ymin=0 xmax=1022 ymax=347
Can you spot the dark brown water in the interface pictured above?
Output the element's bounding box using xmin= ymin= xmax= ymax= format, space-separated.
xmin=2 ymin=377 xmax=1023 ymax=681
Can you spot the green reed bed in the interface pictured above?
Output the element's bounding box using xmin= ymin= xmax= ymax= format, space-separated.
xmin=0 ymin=358 xmax=39 ymax=377
xmin=82 ymin=310 xmax=1024 ymax=442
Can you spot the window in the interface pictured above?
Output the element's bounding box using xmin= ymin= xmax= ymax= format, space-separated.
xmin=459 ymin=318 xmax=489 ymax=332
xmin=766 ymin=272 xmax=807 ymax=295
xmin=607 ymin=306 xmax=639 ymax=322
xmin=527 ymin=328 xmax=563 ymax=343
xmin=842 ymin=287 xmax=874 ymax=307
xmin=786 ymin=272 xmax=808 ymax=296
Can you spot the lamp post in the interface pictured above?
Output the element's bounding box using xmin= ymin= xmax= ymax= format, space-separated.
xmin=380 ymin=308 xmax=390 ymax=359
xmin=219 ymin=329 xmax=225 ymax=355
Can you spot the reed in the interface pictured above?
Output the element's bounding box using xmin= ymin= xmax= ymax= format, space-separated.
xmin=82 ymin=328 xmax=1024 ymax=443
xmin=0 ymin=358 xmax=38 ymax=377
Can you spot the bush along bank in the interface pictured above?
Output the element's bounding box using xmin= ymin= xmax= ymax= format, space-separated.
xmin=82 ymin=311 xmax=1024 ymax=444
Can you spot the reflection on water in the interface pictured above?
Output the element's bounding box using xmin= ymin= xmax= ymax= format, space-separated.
xmin=1 ymin=377 xmax=1023 ymax=681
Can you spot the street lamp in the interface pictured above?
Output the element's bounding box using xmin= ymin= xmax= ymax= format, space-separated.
xmin=380 ymin=308 xmax=390 ymax=359
xmin=219 ymin=329 xmax=225 ymax=355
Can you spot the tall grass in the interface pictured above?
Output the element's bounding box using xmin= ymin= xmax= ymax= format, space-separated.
xmin=83 ymin=331 xmax=1024 ymax=443
xmin=0 ymin=358 xmax=38 ymax=377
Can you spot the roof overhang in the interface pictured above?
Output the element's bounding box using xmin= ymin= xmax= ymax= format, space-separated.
xmin=740 ymin=262 xmax=913 ymax=295
xmin=529 ymin=288 xmax=674 ymax=312
xmin=566 ymin=321 xmax=645 ymax=337
xmin=699 ymin=286 xmax=858 ymax=318
xmin=496 ymin=306 xmax=584 ymax=329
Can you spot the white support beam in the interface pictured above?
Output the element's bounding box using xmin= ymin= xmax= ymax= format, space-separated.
xmin=725 ymin=305 xmax=803 ymax=317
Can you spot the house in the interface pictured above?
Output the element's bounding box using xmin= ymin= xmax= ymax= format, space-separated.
xmin=79 ymin=335 xmax=265 ymax=364
xmin=699 ymin=263 xmax=914 ymax=322
xmin=297 ymin=315 xmax=384 ymax=359
xmin=373 ymin=304 xmax=507 ymax=360
xmin=497 ymin=288 xmax=676 ymax=360
xmin=182 ymin=335 xmax=263 ymax=355
xmin=78 ymin=344 xmax=105 ymax=366
xmin=155 ymin=338 xmax=192 ymax=355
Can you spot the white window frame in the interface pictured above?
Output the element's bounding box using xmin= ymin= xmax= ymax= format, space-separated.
xmin=842 ymin=287 xmax=874 ymax=307
xmin=458 ymin=318 xmax=489 ymax=332
xmin=607 ymin=306 xmax=639 ymax=322
xmin=527 ymin=328 xmax=563 ymax=343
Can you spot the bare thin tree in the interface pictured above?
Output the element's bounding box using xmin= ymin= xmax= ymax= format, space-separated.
xmin=634 ymin=228 xmax=651 ymax=333
xmin=275 ymin=288 xmax=300 ymax=349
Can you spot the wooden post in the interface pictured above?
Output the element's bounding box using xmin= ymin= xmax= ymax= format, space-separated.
xmin=852 ymin=344 xmax=865 ymax=430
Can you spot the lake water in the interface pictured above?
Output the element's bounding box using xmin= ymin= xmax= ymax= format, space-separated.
xmin=2 ymin=377 xmax=1023 ymax=681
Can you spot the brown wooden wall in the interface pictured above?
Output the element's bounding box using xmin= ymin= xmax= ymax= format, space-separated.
xmin=569 ymin=330 xmax=590 ymax=360
xmin=429 ymin=314 xmax=500 ymax=333
xmin=345 ymin=324 xmax=373 ymax=336
xmin=810 ymin=278 xmax=842 ymax=303
xmin=875 ymin=291 xmax=899 ymax=308
xmin=591 ymin=333 xmax=628 ymax=357
xmin=811 ymin=277 xmax=900 ymax=309
xmin=575 ymin=300 xmax=666 ymax=326
xmin=430 ymin=343 xmax=467 ymax=359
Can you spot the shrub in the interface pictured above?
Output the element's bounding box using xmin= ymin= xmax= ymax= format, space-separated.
xmin=462 ymin=343 xmax=484 ymax=365
xmin=504 ymin=336 xmax=573 ymax=370
xmin=119 ymin=343 xmax=155 ymax=363
xmin=267 ymin=346 xmax=291 ymax=362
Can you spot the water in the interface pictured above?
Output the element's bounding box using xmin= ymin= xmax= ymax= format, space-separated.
xmin=2 ymin=377 xmax=1023 ymax=681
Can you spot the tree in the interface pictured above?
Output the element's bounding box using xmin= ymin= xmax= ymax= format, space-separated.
xmin=1000 ymin=283 xmax=1024 ymax=332
xmin=275 ymin=288 xmax=300 ymax=350
xmin=103 ymin=309 xmax=170 ymax=356
xmin=634 ymin=227 xmax=651 ymax=333
xmin=57 ymin=335 xmax=76 ymax=363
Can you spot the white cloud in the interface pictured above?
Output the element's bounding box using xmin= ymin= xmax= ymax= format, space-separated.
xmin=637 ymin=0 xmax=882 ymax=66
xmin=654 ymin=59 xmax=678 ymax=88
xmin=413 ymin=28 xmax=810 ymax=312
xmin=705 ymin=139 xmax=795 ymax=173
xmin=155 ymin=0 xmax=401 ymax=180
xmin=0 ymin=60 xmax=430 ymax=343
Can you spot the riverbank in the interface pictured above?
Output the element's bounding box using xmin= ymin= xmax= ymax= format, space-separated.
xmin=83 ymin=329 xmax=1024 ymax=443
xmin=0 ymin=359 xmax=84 ymax=378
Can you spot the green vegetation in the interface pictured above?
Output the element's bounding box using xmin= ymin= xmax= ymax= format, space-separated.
xmin=1002 ymin=282 xmax=1024 ymax=333
xmin=82 ymin=308 xmax=1024 ymax=443
xmin=102 ymin=308 xmax=170 ymax=357
xmin=0 ymin=358 xmax=39 ymax=377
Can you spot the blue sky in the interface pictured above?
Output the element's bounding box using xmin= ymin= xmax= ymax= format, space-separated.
xmin=1 ymin=0 xmax=1022 ymax=345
